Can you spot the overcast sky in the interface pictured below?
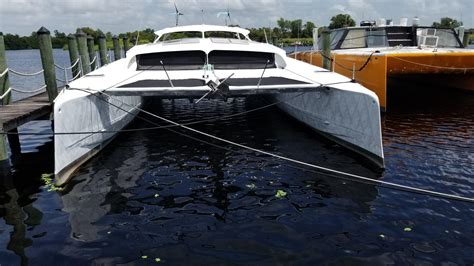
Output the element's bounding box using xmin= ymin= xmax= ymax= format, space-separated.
xmin=1 ymin=0 xmax=473 ymax=36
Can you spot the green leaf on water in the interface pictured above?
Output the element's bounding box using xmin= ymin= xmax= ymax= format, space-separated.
xmin=379 ymin=234 xmax=385 ymax=239
xmin=275 ymin=189 xmax=287 ymax=198
xmin=41 ymin=173 xmax=63 ymax=192
xmin=155 ymin=258 xmax=161 ymax=262
xmin=154 ymin=193 xmax=160 ymax=198
xmin=141 ymin=255 xmax=148 ymax=259
xmin=404 ymin=227 xmax=412 ymax=232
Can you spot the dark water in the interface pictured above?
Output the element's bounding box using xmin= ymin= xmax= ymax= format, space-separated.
xmin=1 ymin=50 xmax=474 ymax=265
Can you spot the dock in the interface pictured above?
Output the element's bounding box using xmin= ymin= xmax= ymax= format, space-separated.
xmin=0 ymin=92 xmax=52 ymax=132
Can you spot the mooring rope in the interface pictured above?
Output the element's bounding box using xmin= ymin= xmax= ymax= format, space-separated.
xmin=55 ymin=58 xmax=80 ymax=71
xmin=10 ymin=85 xmax=47 ymax=94
xmin=390 ymin=56 xmax=474 ymax=70
xmin=73 ymin=87 xmax=474 ymax=204
xmin=0 ymin=87 xmax=12 ymax=100
xmin=0 ymin=68 xmax=8 ymax=78
xmin=89 ymin=56 xmax=97 ymax=66
xmin=8 ymin=68 xmax=44 ymax=77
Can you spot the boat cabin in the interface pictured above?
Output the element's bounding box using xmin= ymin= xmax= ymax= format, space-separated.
xmin=325 ymin=26 xmax=464 ymax=50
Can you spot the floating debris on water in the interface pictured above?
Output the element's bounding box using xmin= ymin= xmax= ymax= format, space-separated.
xmin=275 ymin=189 xmax=287 ymax=198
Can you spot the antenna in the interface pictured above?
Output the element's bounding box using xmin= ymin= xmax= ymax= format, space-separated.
xmin=201 ymin=9 xmax=204 ymax=24
xmin=173 ymin=2 xmax=184 ymax=26
xmin=217 ymin=1 xmax=231 ymax=26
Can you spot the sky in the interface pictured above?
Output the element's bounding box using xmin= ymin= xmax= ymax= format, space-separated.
xmin=0 ymin=0 xmax=473 ymax=36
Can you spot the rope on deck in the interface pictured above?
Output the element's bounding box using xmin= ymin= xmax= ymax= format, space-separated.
xmin=8 ymin=68 xmax=44 ymax=76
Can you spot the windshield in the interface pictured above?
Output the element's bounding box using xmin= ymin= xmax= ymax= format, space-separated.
xmin=417 ymin=28 xmax=461 ymax=48
xmin=159 ymin=31 xmax=203 ymax=41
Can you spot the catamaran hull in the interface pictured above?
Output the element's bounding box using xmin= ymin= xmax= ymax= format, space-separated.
xmin=54 ymin=90 xmax=142 ymax=186
xmin=275 ymin=86 xmax=384 ymax=168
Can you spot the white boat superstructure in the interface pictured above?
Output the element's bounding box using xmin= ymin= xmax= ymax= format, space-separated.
xmin=54 ymin=24 xmax=384 ymax=185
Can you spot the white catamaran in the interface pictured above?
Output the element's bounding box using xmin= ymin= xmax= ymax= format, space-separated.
xmin=54 ymin=25 xmax=384 ymax=185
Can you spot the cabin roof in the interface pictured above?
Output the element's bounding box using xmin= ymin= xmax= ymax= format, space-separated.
xmin=154 ymin=24 xmax=250 ymax=38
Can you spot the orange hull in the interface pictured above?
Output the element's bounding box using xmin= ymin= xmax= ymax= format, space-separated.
xmin=296 ymin=51 xmax=474 ymax=111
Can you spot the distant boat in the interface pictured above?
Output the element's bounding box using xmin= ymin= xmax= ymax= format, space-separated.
xmin=297 ymin=19 xmax=474 ymax=111
xmin=54 ymin=24 xmax=384 ymax=185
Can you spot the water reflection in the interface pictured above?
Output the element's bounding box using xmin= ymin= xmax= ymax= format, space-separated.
xmin=0 ymin=132 xmax=52 ymax=265
xmin=55 ymin=97 xmax=380 ymax=263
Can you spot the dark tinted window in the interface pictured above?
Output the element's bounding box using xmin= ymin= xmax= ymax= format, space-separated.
xmin=209 ymin=50 xmax=276 ymax=69
xmin=137 ymin=51 xmax=206 ymax=70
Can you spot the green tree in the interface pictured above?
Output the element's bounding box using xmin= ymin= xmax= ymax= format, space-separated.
xmin=302 ymin=21 xmax=316 ymax=38
xmin=432 ymin=17 xmax=463 ymax=28
xmin=329 ymin=14 xmax=355 ymax=29
xmin=290 ymin=19 xmax=303 ymax=38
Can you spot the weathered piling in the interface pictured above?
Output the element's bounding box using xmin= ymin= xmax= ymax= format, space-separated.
xmin=122 ymin=36 xmax=129 ymax=56
xmin=67 ymin=34 xmax=80 ymax=78
xmin=0 ymin=33 xmax=9 ymax=162
xmin=87 ymin=36 xmax=96 ymax=70
xmin=0 ymin=32 xmax=11 ymax=105
xmin=112 ymin=35 xmax=121 ymax=61
xmin=321 ymin=28 xmax=331 ymax=71
xmin=76 ymin=30 xmax=91 ymax=75
xmin=98 ymin=33 xmax=108 ymax=66
xmin=37 ymin=27 xmax=58 ymax=103
xmin=463 ymin=33 xmax=470 ymax=48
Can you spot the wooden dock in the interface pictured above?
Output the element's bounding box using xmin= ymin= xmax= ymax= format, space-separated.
xmin=0 ymin=92 xmax=52 ymax=132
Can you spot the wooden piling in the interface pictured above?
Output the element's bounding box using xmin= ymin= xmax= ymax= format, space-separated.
xmin=122 ymin=36 xmax=129 ymax=56
xmin=67 ymin=34 xmax=80 ymax=78
xmin=37 ymin=27 xmax=58 ymax=103
xmin=76 ymin=30 xmax=91 ymax=75
xmin=321 ymin=28 xmax=332 ymax=71
xmin=112 ymin=35 xmax=121 ymax=61
xmin=87 ymin=36 xmax=96 ymax=70
xmin=0 ymin=32 xmax=11 ymax=105
xmin=0 ymin=33 xmax=10 ymax=162
xmin=98 ymin=33 xmax=108 ymax=67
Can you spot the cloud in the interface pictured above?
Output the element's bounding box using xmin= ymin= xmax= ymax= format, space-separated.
xmin=0 ymin=0 xmax=472 ymax=35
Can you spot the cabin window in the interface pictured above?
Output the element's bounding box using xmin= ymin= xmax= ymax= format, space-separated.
xmin=341 ymin=29 xmax=366 ymax=49
xmin=136 ymin=51 xmax=206 ymax=70
xmin=367 ymin=29 xmax=388 ymax=47
xmin=205 ymin=31 xmax=241 ymax=39
xmin=158 ymin=31 xmax=203 ymax=41
xmin=433 ymin=29 xmax=461 ymax=48
xmin=208 ymin=50 xmax=276 ymax=69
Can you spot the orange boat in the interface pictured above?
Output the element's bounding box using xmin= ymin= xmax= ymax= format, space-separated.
xmin=296 ymin=24 xmax=474 ymax=111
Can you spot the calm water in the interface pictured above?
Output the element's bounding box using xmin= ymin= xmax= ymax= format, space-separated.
xmin=1 ymin=50 xmax=473 ymax=265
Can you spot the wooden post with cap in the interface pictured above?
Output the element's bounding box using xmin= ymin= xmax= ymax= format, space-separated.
xmin=76 ymin=29 xmax=91 ymax=75
xmin=321 ymin=27 xmax=332 ymax=71
xmin=112 ymin=35 xmax=121 ymax=61
xmin=67 ymin=34 xmax=80 ymax=78
xmin=122 ymin=36 xmax=129 ymax=56
xmin=98 ymin=33 xmax=108 ymax=66
xmin=87 ymin=35 xmax=96 ymax=70
xmin=37 ymin=26 xmax=58 ymax=103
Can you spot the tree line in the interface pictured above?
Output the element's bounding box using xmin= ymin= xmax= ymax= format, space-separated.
xmin=2 ymin=28 xmax=156 ymax=50
xmin=2 ymin=16 xmax=471 ymax=50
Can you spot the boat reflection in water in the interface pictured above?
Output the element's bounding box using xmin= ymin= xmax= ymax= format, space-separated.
xmin=58 ymin=98 xmax=380 ymax=264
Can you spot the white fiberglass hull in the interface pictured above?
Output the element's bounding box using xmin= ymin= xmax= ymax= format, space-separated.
xmin=54 ymin=88 xmax=142 ymax=186
xmin=276 ymin=86 xmax=384 ymax=168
